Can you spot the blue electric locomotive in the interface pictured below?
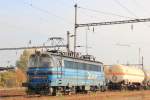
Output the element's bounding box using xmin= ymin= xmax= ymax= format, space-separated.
xmin=25 ymin=50 xmax=106 ymax=95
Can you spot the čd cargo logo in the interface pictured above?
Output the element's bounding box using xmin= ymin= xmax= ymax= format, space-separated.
xmin=87 ymin=72 xmax=97 ymax=79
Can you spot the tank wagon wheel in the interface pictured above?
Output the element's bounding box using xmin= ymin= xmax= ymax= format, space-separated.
xmin=120 ymin=86 xmax=127 ymax=91
xmin=129 ymin=85 xmax=137 ymax=91
xmin=140 ymin=86 xmax=144 ymax=90
xmin=143 ymin=82 xmax=150 ymax=90
xmin=143 ymin=85 xmax=147 ymax=90
xmin=128 ymin=85 xmax=133 ymax=91
xmin=147 ymin=81 xmax=150 ymax=86
xmin=146 ymin=81 xmax=150 ymax=90
xmin=136 ymin=85 xmax=143 ymax=90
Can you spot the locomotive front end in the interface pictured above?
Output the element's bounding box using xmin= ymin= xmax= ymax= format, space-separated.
xmin=25 ymin=52 xmax=55 ymax=94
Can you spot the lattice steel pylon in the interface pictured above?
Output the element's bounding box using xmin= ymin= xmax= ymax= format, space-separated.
xmin=48 ymin=37 xmax=65 ymax=51
xmin=75 ymin=18 xmax=150 ymax=28
xmin=0 ymin=37 xmax=66 ymax=51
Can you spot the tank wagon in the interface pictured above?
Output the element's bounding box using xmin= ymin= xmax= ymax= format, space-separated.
xmin=143 ymin=70 xmax=150 ymax=89
xmin=105 ymin=64 xmax=150 ymax=90
xmin=24 ymin=50 xmax=106 ymax=95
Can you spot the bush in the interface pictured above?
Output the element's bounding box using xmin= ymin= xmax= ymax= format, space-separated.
xmin=0 ymin=71 xmax=16 ymax=87
xmin=0 ymin=69 xmax=26 ymax=88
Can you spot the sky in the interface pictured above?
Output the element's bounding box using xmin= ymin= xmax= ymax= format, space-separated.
xmin=1 ymin=0 xmax=150 ymax=68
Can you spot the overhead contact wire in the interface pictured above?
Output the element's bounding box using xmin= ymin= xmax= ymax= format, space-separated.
xmin=23 ymin=2 xmax=73 ymax=25
xmin=78 ymin=6 xmax=135 ymax=19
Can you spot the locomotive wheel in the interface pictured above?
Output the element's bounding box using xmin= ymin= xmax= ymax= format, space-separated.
xmin=100 ymin=86 xmax=106 ymax=92
xmin=48 ymin=87 xmax=54 ymax=96
xmin=52 ymin=87 xmax=63 ymax=96
xmin=51 ymin=87 xmax=57 ymax=96
xmin=70 ymin=86 xmax=76 ymax=95
xmin=64 ymin=87 xmax=72 ymax=95
xmin=26 ymin=88 xmax=35 ymax=95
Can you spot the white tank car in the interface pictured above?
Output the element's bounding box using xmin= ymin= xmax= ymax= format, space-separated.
xmin=143 ymin=70 xmax=150 ymax=86
xmin=105 ymin=65 xmax=145 ymax=84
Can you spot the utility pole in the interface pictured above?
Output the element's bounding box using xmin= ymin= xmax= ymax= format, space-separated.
xmin=74 ymin=4 xmax=77 ymax=56
xmin=67 ymin=31 xmax=70 ymax=52
xmin=85 ymin=29 xmax=88 ymax=55
xmin=142 ymin=56 xmax=144 ymax=69
xmin=138 ymin=48 xmax=141 ymax=66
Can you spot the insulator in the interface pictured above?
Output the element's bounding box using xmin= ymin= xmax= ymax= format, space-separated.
xmin=131 ymin=24 xmax=134 ymax=31
xmin=93 ymin=27 xmax=95 ymax=32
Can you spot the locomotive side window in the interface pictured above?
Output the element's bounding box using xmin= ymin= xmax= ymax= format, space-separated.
xmin=92 ymin=65 xmax=97 ymax=71
xmin=86 ymin=64 xmax=90 ymax=71
xmin=64 ymin=60 xmax=101 ymax=72
xmin=78 ymin=63 xmax=84 ymax=70
xmin=65 ymin=60 xmax=73 ymax=69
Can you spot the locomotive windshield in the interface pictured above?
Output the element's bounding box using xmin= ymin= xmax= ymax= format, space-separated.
xmin=28 ymin=54 xmax=52 ymax=67
xmin=40 ymin=54 xmax=51 ymax=67
xmin=28 ymin=55 xmax=39 ymax=67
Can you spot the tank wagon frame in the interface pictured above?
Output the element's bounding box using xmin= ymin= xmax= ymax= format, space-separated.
xmin=105 ymin=65 xmax=150 ymax=90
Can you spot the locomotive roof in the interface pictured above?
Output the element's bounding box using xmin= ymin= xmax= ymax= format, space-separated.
xmin=50 ymin=52 xmax=103 ymax=64
xmin=30 ymin=50 xmax=103 ymax=64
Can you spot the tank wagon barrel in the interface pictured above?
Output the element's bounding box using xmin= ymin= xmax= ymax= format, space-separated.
xmin=104 ymin=64 xmax=150 ymax=90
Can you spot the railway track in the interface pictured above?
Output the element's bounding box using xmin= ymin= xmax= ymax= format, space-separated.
xmin=1 ymin=88 xmax=150 ymax=100
xmin=0 ymin=88 xmax=25 ymax=97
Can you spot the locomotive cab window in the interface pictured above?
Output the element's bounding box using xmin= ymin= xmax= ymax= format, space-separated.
xmin=98 ymin=65 xmax=101 ymax=72
xmin=28 ymin=54 xmax=53 ymax=68
xmin=40 ymin=54 xmax=52 ymax=67
xmin=28 ymin=55 xmax=39 ymax=67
